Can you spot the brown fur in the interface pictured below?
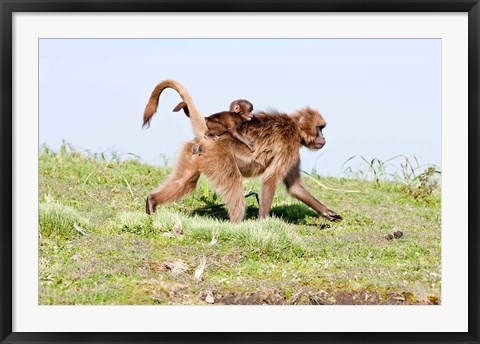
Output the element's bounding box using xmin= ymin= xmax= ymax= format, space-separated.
xmin=174 ymin=99 xmax=255 ymax=152
xmin=143 ymin=80 xmax=341 ymax=223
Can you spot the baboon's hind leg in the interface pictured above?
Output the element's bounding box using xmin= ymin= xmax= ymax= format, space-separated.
xmin=146 ymin=141 xmax=201 ymax=214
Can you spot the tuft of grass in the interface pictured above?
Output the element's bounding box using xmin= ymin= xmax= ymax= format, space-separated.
xmin=183 ymin=215 xmax=306 ymax=260
xmin=115 ymin=209 xmax=305 ymax=259
xmin=404 ymin=166 xmax=441 ymax=204
xmin=340 ymin=155 xmax=440 ymax=186
xmin=39 ymin=202 xmax=90 ymax=239
xmin=118 ymin=211 xmax=156 ymax=236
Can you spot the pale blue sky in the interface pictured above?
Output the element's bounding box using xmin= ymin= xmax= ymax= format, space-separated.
xmin=39 ymin=39 xmax=441 ymax=177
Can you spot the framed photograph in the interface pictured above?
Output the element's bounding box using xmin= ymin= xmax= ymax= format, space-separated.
xmin=1 ymin=0 xmax=478 ymax=343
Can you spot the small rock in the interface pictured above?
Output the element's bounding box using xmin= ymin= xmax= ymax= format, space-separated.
xmin=161 ymin=261 xmax=190 ymax=274
xmin=205 ymin=291 xmax=215 ymax=304
xmin=393 ymin=231 xmax=403 ymax=239
xmin=385 ymin=234 xmax=394 ymax=240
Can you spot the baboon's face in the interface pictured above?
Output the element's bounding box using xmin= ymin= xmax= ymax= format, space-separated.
xmin=231 ymin=100 xmax=254 ymax=121
xmin=240 ymin=111 xmax=254 ymax=121
xmin=293 ymin=107 xmax=327 ymax=150
xmin=313 ymin=126 xmax=326 ymax=149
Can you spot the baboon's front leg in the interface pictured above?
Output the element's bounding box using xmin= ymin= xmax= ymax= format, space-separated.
xmin=200 ymin=149 xmax=246 ymax=223
xmin=258 ymin=176 xmax=279 ymax=219
xmin=283 ymin=160 xmax=341 ymax=221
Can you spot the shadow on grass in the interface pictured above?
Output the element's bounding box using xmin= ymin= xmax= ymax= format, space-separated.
xmin=191 ymin=204 xmax=258 ymax=221
xmin=270 ymin=204 xmax=317 ymax=224
xmin=191 ymin=203 xmax=324 ymax=225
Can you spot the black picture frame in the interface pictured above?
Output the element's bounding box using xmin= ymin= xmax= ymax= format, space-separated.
xmin=1 ymin=1 xmax=479 ymax=343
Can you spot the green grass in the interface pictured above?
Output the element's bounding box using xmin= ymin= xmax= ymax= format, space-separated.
xmin=39 ymin=146 xmax=441 ymax=305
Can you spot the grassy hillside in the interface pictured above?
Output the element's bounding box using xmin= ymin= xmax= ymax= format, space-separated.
xmin=39 ymin=146 xmax=441 ymax=305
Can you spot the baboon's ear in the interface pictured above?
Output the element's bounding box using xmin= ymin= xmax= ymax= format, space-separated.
xmin=233 ymin=104 xmax=241 ymax=113
xmin=290 ymin=111 xmax=304 ymax=123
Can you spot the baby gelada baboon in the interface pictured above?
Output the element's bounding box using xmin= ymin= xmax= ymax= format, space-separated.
xmin=173 ymin=99 xmax=255 ymax=155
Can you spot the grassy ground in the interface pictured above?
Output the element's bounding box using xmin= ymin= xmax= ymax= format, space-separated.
xmin=39 ymin=146 xmax=441 ymax=305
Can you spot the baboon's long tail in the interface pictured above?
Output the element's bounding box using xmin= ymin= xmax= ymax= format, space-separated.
xmin=142 ymin=79 xmax=207 ymax=138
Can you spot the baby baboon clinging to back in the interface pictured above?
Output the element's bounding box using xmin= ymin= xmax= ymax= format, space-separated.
xmin=172 ymin=99 xmax=255 ymax=154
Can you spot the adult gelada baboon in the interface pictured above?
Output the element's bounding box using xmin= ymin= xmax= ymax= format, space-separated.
xmin=142 ymin=79 xmax=341 ymax=223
